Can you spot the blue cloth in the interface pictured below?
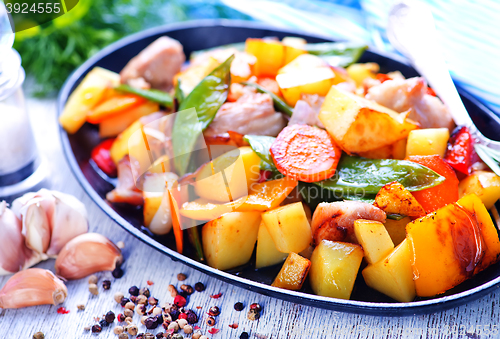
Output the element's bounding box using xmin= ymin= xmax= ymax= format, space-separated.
xmin=223 ymin=0 xmax=500 ymax=115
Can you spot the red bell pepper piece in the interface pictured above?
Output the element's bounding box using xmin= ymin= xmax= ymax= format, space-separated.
xmin=426 ymin=87 xmax=437 ymax=96
xmin=376 ymin=73 xmax=391 ymax=83
xmin=407 ymin=155 xmax=459 ymax=213
xmin=91 ymin=139 xmax=117 ymax=177
xmin=444 ymin=126 xmax=473 ymax=175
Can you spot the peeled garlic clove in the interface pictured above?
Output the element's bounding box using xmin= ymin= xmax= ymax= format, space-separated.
xmin=23 ymin=200 xmax=51 ymax=256
xmin=0 ymin=268 xmax=67 ymax=309
xmin=46 ymin=191 xmax=88 ymax=256
xmin=55 ymin=233 xmax=123 ymax=280
xmin=0 ymin=202 xmax=33 ymax=275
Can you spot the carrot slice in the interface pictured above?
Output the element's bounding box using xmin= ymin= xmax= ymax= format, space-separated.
xmin=270 ymin=124 xmax=342 ymax=182
xmin=168 ymin=187 xmax=184 ymax=254
xmin=87 ymin=94 xmax=146 ymax=124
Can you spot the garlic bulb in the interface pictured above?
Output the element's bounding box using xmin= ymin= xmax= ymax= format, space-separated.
xmin=55 ymin=233 xmax=123 ymax=280
xmin=46 ymin=191 xmax=88 ymax=256
xmin=11 ymin=189 xmax=89 ymax=258
xmin=0 ymin=268 xmax=67 ymax=309
xmin=0 ymin=202 xmax=34 ymax=275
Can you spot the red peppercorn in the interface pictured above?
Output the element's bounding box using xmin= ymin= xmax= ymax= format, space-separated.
xmin=208 ymin=306 xmax=220 ymax=317
xmin=250 ymin=303 xmax=262 ymax=313
xmin=117 ymin=313 xmax=126 ymax=322
xmin=178 ymin=313 xmax=188 ymax=320
xmin=174 ymin=295 xmax=186 ymax=307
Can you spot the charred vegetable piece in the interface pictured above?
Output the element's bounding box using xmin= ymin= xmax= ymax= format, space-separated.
xmin=444 ymin=126 xmax=473 ymax=175
xmin=115 ymin=84 xmax=173 ymax=108
xmin=270 ymin=125 xmax=342 ymax=183
xmin=315 ymin=155 xmax=445 ymax=196
xmin=242 ymin=82 xmax=293 ymax=117
xmin=271 ymin=253 xmax=311 ymax=290
xmin=91 ymin=139 xmax=117 ymax=177
xmin=172 ymin=55 xmax=234 ymax=176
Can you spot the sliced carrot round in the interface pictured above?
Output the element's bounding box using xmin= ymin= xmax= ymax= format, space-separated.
xmin=270 ymin=124 xmax=342 ymax=182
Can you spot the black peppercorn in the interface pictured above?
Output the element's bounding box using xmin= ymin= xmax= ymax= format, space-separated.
xmin=169 ymin=308 xmax=180 ymax=321
xmin=102 ymin=279 xmax=111 ymax=290
xmin=91 ymin=325 xmax=102 ymax=333
xmin=156 ymin=333 xmax=164 ymax=339
xmin=179 ymin=290 xmax=189 ymax=298
xmin=120 ymin=297 xmax=130 ymax=307
xmin=99 ymin=319 xmax=109 ymax=328
xmin=249 ymin=303 xmax=262 ymax=313
xmin=234 ymin=302 xmax=244 ymax=311
xmin=130 ymin=295 xmax=138 ymax=304
xmin=144 ymin=317 xmax=158 ymax=330
xmin=240 ymin=332 xmax=249 ymax=339
xmin=112 ymin=266 xmax=124 ymax=278
xmin=139 ymin=287 xmax=150 ymax=297
xmin=180 ymin=284 xmax=194 ymax=295
xmin=194 ymin=282 xmax=205 ymax=292
xmin=186 ymin=310 xmax=198 ymax=324
xmin=208 ymin=306 xmax=220 ymax=317
xmin=105 ymin=311 xmax=116 ymax=323
xmin=154 ymin=314 xmax=164 ymax=325
xmin=206 ymin=316 xmax=216 ymax=326
xmin=129 ymin=286 xmax=139 ymax=296
xmin=136 ymin=334 xmax=145 ymax=339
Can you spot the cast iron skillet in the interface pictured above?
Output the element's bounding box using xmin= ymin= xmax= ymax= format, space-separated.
xmin=58 ymin=20 xmax=500 ymax=316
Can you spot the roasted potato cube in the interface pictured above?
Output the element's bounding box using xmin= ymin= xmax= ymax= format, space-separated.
xmin=374 ymin=181 xmax=426 ymax=217
xmin=195 ymin=146 xmax=262 ymax=203
xmin=245 ymin=38 xmax=285 ymax=77
xmin=319 ymin=86 xmax=418 ymax=154
xmin=309 ymin=240 xmax=364 ymax=299
xmin=384 ymin=217 xmax=411 ymax=246
xmin=346 ymin=63 xmax=379 ymax=87
xmin=271 ymin=253 xmax=311 ymax=290
xmin=459 ymin=171 xmax=500 ymax=209
xmin=362 ymin=238 xmax=416 ymax=302
xmin=262 ymin=202 xmax=312 ymax=253
xmin=278 ymin=54 xmax=327 ymax=74
xmin=353 ymin=219 xmax=394 ymax=264
xmin=277 ymin=67 xmax=335 ymax=106
xmin=358 ymin=138 xmax=407 ymax=160
xmin=60 ymin=67 xmax=120 ymax=134
xmin=256 ymin=221 xmax=288 ymax=269
xmin=406 ymin=128 xmax=450 ymax=157
xmin=202 ymin=211 xmax=261 ymax=270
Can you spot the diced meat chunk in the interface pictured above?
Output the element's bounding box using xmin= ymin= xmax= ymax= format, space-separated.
xmin=106 ymin=156 xmax=143 ymax=205
xmin=204 ymin=92 xmax=286 ymax=137
xmin=366 ymin=77 xmax=454 ymax=130
xmin=120 ymin=36 xmax=185 ymax=91
xmin=311 ymin=201 xmax=386 ymax=245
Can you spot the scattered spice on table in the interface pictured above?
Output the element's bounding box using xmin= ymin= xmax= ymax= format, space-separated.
xmin=88 ymin=274 xmax=98 ymax=285
xmin=208 ymin=328 xmax=220 ymax=335
xmin=210 ymin=292 xmax=222 ymax=299
xmin=102 ymin=279 xmax=111 ymax=290
xmin=177 ymin=273 xmax=187 ymax=281
xmin=208 ymin=306 xmax=220 ymax=316
xmin=229 ymin=323 xmax=239 ymax=329
xmin=56 ymin=307 xmax=70 ymax=314
xmin=194 ymin=282 xmax=205 ymax=292
xmin=147 ymin=280 xmax=154 ymax=286
xmin=89 ymin=283 xmax=99 ymax=295
xmin=234 ymin=302 xmax=244 ymax=311
xmin=205 ymin=316 xmax=216 ymax=326
xmin=129 ymin=286 xmax=139 ymax=296
xmin=91 ymin=324 xmax=102 ymax=333
xmin=32 ymin=332 xmax=44 ymax=339
xmin=239 ymin=332 xmax=249 ymax=339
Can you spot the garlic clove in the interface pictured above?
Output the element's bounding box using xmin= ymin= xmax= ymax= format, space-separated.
xmin=0 ymin=202 xmax=34 ymax=275
xmin=11 ymin=189 xmax=55 ymax=221
xmin=0 ymin=268 xmax=67 ymax=309
xmin=46 ymin=191 xmax=88 ymax=256
xmin=23 ymin=200 xmax=51 ymax=256
xmin=55 ymin=233 xmax=123 ymax=280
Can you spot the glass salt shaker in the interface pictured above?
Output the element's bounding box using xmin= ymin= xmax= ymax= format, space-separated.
xmin=0 ymin=15 xmax=46 ymax=199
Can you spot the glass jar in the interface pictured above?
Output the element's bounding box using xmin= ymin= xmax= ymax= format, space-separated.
xmin=0 ymin=48 xmax=44 ymax=198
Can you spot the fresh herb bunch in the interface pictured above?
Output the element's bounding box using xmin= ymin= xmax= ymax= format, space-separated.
xmin=14 ymin=0 xmax=250 ymax=96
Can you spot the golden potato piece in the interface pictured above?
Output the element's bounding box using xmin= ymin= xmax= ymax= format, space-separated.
xmin=353 ymin=219 xmax=394 ymax=264
xmin=271 ymin=253 xmax=311 ymax=290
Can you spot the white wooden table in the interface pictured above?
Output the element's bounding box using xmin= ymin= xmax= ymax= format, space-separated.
xmin=1 ymin=98 xmax=499 ymax=339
